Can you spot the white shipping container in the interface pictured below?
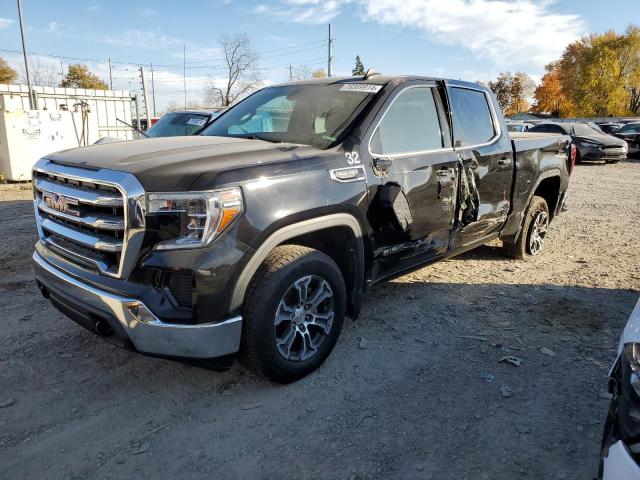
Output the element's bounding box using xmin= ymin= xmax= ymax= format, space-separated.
xmin=0 ymin=110 xmax=81 ymax=181
xmin=0 ymin=84 xmax=136 ymax=181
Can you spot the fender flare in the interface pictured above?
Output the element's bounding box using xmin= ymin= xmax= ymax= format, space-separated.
xmin=230 ymin=213 xmax=365 ymax=311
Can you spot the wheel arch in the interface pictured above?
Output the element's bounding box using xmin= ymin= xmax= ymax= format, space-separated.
xmin=231 ymin=214 xmax=365 ymax=318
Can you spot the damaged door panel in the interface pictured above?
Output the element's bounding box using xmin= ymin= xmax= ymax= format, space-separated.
xmin=365 ymin=82 xmax=459 ymax=279
xmin=445 ymin=85 xmax=514 ymax=248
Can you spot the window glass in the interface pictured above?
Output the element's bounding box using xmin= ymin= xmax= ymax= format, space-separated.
xmin=146 ymin=113 xmax=210 ymax=137
xmin=449 ymin=87 xmax=495 ymax=146
xmin=529 ymin=124 xmax=547 ymax=133
xmin=202 ymin=84 xmax=379 ymax=149
xmin=620 ymin=124 xmax=640 ymax=134
xmin=370 ymin=88 xmax=443 ymax=155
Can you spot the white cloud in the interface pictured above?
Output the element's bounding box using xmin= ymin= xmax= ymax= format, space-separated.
xmin=255 ymin=0 xmax=346 ymax=24
xmin=48 ymin=21 xmax=59 ymax=32
xmin=359 ymin=0 xmax=585 ymax=72
xmin=0 ymin=17 xmax=14 ymax=30
xmin=256 ymin=0 xmax=585 ymax=73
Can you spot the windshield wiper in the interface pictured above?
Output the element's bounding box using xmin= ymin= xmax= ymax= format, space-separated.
xmin=244 ymin=134 xmax=282 ymax=143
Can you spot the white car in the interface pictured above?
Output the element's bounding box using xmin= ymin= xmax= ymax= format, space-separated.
xmin=600 ymin=298 xmax=640 ymax=478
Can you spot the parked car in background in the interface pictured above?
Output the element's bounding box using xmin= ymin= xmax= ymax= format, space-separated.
xmin=528 ymin=122 xmax=627 ymax=163
xmin=599 ymin=298 xmax=640 ymax=479
xmin=596 ymin=122 xmax=625 ymax=135
xmin=146 ymin=109 xmax=223 ymax=138
xmin=614 ymin=122 xmax=640 ymax=157
xmin=506 ymin=121 xmax=534 ymax=132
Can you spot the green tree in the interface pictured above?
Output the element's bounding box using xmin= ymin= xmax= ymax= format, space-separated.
xmin=352 ymin=55 xmax=365 ymax=76
xmin=0 ymin=57 xmax=18 ymax=84
xmin=60 ymin=64 xmax=108 ymax=90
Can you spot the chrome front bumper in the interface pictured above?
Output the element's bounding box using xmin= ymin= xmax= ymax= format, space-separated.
xmin=33 ymin=251 xmax=242 ymax=359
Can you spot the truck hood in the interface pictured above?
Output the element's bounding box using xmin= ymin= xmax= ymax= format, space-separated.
xmin=46 ymin=136 xmax=332 ymax=191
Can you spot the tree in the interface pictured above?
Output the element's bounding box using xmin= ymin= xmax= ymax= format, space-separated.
xmin=60 ymin=64 xmax=108 ymax=89
xmin=205 ymin=33 xmax=261 ymax=107
xmin=488 ymin=71 xmax=536 ymax=115
xmin=291 ymin=65 xmax=312 ymax=81
xmin=352 ymin=55 xmax=365 ymax=76
xmin=25 ymin=58 xmax=59 ymax=87
xmin=312 ymin=68 xmax=326 ymax=78
xmin=539 ymin=27 xmax=640 ymax=117
xmin=533 ymin=62 xmax=574 ymax=116
xmin=0 ymin=57 xmax=18 ymax=84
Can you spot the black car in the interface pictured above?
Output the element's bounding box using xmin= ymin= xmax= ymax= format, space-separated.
xmin=614 ymin=122 xmax=640 ymax=158
xmin=595 ymin=122 xmax=625 ymax=135
xmin=529 ymin=122 xmax=628 ymax=163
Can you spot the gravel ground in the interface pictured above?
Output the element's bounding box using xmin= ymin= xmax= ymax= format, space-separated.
xmin=1 ymin=160 xmax=639 ymax=480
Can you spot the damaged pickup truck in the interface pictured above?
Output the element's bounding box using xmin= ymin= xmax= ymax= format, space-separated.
xmin=32 ymin=75 xmax=573 ymax=382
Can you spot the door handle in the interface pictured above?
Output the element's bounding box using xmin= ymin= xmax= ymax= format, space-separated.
xmin=497 ymin=158 xmax=512 ymax=167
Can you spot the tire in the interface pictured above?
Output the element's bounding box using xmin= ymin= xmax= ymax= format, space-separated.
xmin=502 ymin=196 xmax=550 ymax=260
xmin=240 ymin=245 xmax=346 ymax=383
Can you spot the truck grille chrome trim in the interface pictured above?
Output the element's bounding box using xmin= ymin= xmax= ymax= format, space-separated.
xmin=33 ymin=159 xmax=146 ymax=279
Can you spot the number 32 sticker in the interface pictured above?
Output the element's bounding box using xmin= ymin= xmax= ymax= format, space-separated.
xmin=345 ymin=151 xmax=360 ymax=165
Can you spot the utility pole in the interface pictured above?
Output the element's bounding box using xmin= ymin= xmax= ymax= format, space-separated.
xmin=108 ymin=58 xmax=113 ymax=90
xmin=60 ymin=60 xmax=64 ymax=79
xmin=327 ymin=23 xmax=333 ymax=78
xmin=150 ymin=63 xmax=156 ymax=117
xmin=16 ymin=0 xmax=36 ymax=109
xmin=289 ymin=64 xmax=293 ymax=82
xmin=183 ymin=45 xmax=187 ymax=109
xmin=139 ymin=66 xmax=151 ymax=132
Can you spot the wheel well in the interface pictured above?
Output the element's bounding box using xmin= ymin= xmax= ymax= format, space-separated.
xmin=282 ymin=226 xmax=361 ymax=317
xmin=534 ymin=176 xmax=561 ymax=218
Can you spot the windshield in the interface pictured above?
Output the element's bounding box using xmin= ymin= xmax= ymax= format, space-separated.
xmin=571 ymin=124 xmax=603 ymax=137
xmin=147 ymin=112 xmax=211 ymax=137
xmin=619 ymin=123 xmax=640 ymax=134
xmin=201 ymin=83 xmax=382 ymax=148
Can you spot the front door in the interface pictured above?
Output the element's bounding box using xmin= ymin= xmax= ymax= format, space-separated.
xmin=364 ymin=83 xmax=460 ymax=281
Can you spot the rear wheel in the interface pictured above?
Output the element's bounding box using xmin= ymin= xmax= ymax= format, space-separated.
xmin=240 ymin=245 xmax=346 ymax=383
xmin=502 ymin=196 xmax=550 ymax=260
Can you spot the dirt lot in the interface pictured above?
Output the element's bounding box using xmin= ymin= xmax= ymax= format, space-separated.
xmin=1 ymin=160 xmax=639 ymax=480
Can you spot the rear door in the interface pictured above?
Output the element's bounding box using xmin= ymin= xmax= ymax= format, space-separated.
xmin=446 ymin=84 xmax=514 ymax=248
xmin=364 ymin=82 xmax=460 ymax=280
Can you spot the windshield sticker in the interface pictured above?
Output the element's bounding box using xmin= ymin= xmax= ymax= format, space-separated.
xmin=339 ymin=84 xmax=382 ymax=94
xmin=187 ymin=118 xmax=207 ymax=126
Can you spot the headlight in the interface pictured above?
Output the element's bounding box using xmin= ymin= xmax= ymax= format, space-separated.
xmin=580 ymin=141 xmax=601 ymax=148
xmin=146 ymin=187 xmax=243 ymax=250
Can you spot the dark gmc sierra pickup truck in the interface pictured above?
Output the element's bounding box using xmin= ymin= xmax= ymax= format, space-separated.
xmin=32 ymin=75 xmax=573 ymax=382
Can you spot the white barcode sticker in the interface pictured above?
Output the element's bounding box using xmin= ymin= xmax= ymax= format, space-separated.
xmin=339 ymin=84 xmax=382 ymax=93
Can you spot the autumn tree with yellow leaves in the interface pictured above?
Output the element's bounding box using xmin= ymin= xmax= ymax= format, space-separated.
xmin=534 ymin=26 xmax=640 ymax=117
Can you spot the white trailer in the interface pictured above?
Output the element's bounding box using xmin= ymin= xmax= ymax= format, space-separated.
xmin=0 ymin=84 xmax=135 ymax=181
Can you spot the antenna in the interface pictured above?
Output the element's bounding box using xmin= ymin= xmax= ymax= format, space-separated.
xmin=364 ymin=68 xmax=380 ymax=80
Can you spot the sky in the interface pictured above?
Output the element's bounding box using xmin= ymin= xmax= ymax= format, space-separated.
xmin=0 ymin=0 xmax=638 ymax=113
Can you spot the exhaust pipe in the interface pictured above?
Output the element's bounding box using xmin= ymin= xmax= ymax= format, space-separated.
xmin=94 ymin=319 xmax=113 ymax=337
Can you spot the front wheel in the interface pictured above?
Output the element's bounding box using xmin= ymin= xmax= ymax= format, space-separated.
xmin=502 ymin=196 xmax=550 ymax=260
xmin=240 ymin=245 xmax=346 ymax=383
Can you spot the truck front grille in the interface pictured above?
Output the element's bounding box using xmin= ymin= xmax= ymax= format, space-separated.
xmin=33 ymin=159 xmax=146 ymax=279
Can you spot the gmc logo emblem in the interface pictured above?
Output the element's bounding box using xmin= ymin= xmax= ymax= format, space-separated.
xmin=42 ymin=191 xmax=80 ymax=216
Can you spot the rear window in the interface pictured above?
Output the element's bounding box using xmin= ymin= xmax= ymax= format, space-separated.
xmin=449 ymin=87 xmax=495 ymax=147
